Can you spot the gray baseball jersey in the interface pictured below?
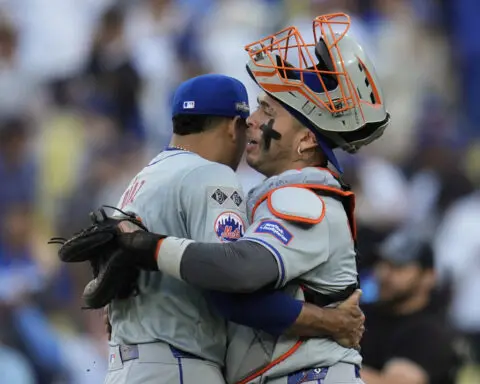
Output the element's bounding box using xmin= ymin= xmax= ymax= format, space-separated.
xmin=108 ymin=149 xmax=248 ymax=366
xmin=225 ymin=167 xmax=362 ymax=383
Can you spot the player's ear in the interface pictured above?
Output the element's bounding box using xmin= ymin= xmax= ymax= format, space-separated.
xmin=228 ymin=116 xmax=245 ymax=143
xmin=297 ymin=128 xmax=317 ymax=153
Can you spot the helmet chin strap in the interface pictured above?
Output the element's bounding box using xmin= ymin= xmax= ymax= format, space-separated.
xmin=259 ymin=119 xmax=282 ymax=150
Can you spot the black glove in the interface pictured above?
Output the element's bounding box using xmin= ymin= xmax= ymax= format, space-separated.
xmin=49 ymin=206 xmax=159 ymax=309
xmin=82 ymin=230 xmax=168 ymax=308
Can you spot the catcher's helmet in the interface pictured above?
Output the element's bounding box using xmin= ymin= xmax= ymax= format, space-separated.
xmin=245 ymin=13 xmax=390 ymax=171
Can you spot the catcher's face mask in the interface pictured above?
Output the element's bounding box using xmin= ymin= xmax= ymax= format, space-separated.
xmin=245 ymin=13 xmax=390 ymax=172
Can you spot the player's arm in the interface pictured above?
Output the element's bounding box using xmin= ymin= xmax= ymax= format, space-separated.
xmin=122 ymin=186 xmax=339 ymax=292
xmin=208 ymin=289 xmax=364 ymax=342
xmin=139 ymin=187 xmax=333 ymax=291
xmin=120 ymin=183 xmax=364 ymax=344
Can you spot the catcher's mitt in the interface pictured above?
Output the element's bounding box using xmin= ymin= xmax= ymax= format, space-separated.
xmin=49 ymin=206 xmax=148 ymax=309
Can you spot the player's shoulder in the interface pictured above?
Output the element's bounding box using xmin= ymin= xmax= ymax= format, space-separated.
xmin=255 ymin=186 xmax=325 ymax=225
xmin=179 ymin=158 xmax=246 ymax=215
xmin=191 ymin=157 xmax=236 ymax=175
xmin=181 ymin=157 xmax=239 ymax=187
xmin=146 ymin=150 xmax=238 ymax=186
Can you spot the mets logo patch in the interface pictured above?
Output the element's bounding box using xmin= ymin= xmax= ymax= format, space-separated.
xmin=254 ymin=220 xmax=293 ymax=245
xmin=214 ymin=212 xmax=245 ymax=242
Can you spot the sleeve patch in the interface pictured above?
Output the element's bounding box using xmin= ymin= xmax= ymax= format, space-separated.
xmin=211 ymin=188 xmax=228 ymax=204
xmin=207 ymin=186 xmax=246 ymax=210
xmin=254 ymin=220 xmax=293 ymax=245
xmin=230 ymin=191 xmax=243 ymax=207
xmin=214 ymin=211 xmax=245 ymax=242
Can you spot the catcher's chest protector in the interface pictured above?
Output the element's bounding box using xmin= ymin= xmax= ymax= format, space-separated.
xmin=246 ymin=167 xmax=356 ymax=241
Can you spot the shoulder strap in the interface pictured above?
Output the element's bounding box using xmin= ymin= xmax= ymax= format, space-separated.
xmin=308 ymin=185 xmax=357 ymax=241
xmin=307 ymin=181 xmax=361 ymax=290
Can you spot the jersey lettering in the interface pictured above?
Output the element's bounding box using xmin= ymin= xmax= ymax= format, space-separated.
xmin=120 ymin=178 xmax=146 ymax=210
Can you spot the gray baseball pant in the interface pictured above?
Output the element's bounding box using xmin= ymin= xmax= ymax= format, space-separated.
xmin=260 ymin=362 xmax=365 ymax=384
xmin=104 ymin=342 xmax=225 ymax=384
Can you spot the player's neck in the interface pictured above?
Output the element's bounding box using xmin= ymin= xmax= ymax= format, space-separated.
xmin=264 ymin=160 xmax=319 ymax=178
xmin=169 ymin=135 xmax=225 ymax=165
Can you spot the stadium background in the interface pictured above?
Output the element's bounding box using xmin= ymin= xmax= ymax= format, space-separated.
xmin=0 ymin=0 xmax=479 ymax=382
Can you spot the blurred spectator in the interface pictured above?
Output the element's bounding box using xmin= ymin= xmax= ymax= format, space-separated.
xmin=200 ymin=0 xmax=274 ymax=115
xmin=125 ymin=0 xmax=212 ymax=150
xmin=0 ymin=204 xmax=68 ymax=383
xmin=82 ymin=6 xmax=144 ymax=141
xmin=0 ymin=344 xmax=35 ymax=384
xmin=402 ymin=136 xmax=473 ymax=235
xmin=0 ymin=118 xmax=36 ymax=224
xmin=35 ymin=84 xmax=87 ymax=231
xmin=361 ymin=230 xmax=461 ymax=384
xmin=434 ymin=191 xmax=480 ymax=364
xmin=352 ymin=155 xmax=410 ymax=230
xmin=0 ymin=19 xmax=42 ymax=118
xmin=441 ymin=0 xmax=480 ymax=138
xmin=1 ymin=0 xmax=114 ymax=79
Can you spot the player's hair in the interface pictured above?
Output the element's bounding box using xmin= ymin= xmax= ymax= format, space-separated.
xmin=172 ymin=114 xmax=235 ymax=135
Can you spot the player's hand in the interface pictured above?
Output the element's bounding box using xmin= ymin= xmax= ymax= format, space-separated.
xmin=330 ymin=289 xmax=365 ymax=349
xmin=286 ymin=289 xmax=364 ymax=345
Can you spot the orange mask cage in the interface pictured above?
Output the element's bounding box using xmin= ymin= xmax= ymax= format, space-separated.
xmin=245 ymin=13 xmax=359 ymax=115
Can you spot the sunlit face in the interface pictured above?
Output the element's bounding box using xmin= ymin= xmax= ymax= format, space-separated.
xmin=245 ymin=92 xmax=301 ymax=177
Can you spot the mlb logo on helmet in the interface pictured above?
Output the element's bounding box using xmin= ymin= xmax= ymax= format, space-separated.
xmin=214 ymin=212 xmax=245 ymax=242
xmin=236 ymin=101 xmax=249 ymax=114
xmin=183 ymin=101 xmax=195 ymax=109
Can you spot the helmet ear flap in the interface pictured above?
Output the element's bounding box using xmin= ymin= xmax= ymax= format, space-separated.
xmin=315 ymin=39 xmax=334 ymax=72
xmin=274 ymin=38 xmax=335 ymax=75
xmin=314 ymin=39 xmax=338 ymax=88
xmin=274 ymin=52 xmax=338 ymax=92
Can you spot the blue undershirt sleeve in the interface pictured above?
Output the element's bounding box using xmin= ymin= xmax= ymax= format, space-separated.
xmin=207 ymin=289 xmax=303 ymax=336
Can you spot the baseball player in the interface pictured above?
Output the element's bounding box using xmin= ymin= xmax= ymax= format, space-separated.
xmin=102 ymin=73 xmax=364 ymax=384
xmin=111 ymin=13 xmax=390 ymax=384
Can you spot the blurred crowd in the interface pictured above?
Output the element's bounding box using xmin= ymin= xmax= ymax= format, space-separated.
xmin=0 ymin=0 xmax=479 ymax=383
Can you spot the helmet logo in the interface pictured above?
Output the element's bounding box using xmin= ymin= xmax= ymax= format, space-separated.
xmin=332 ymin=99 xmax=345 ymax=117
